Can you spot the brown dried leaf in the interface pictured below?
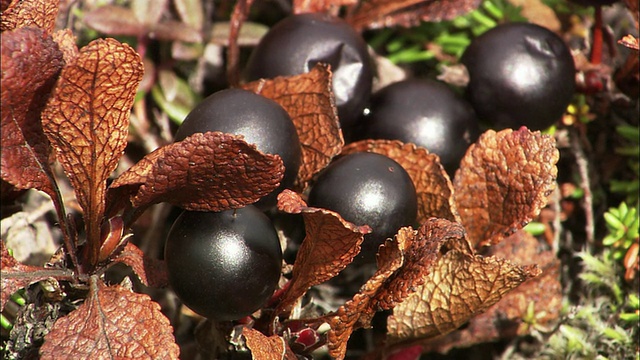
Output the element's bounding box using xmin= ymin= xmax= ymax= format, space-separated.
xmin=0 ymin=0 xmax=59 ymax=33
xmin=84 ymin=4 xmax=202 ymax=43
xmin=293 ymin=0 xmax=357 ymax=14
xmin=41 ymin=38 xmax=143 ymax=262
xmin=40 ymin=277 xmax=179 ymax=359
xmin=618 ymin=34 xmax=639 ymax=50
xmin=346 ymin=0 xmax=482 ymax=31
xmin=111 ymin=243 xmax=169 ymax=288
xmin=242 ymin=64 xmax=343 ymax=190
xmin=243 ymin=327 xmax=297 ymax=360
xmin=386 ymin=248 xmax=540 ymax=348
xmin=0 ymin=241 xmax=54 ymax=312
xmin=419 ymin=230 xmax=561 ymax=354
xmin=1 ymin=27 xmax=63 ymax=197
xmin=109 ymin=131 xmax=285 ymax=212
xmin=52 ymin=29 xmax=80 ymax=65
xmin=507 ymin=0 xmax=560 ymax=32
xmin=342 ymin=140 xmax=459 ymax=224
xmin=275 ymin=189 xmax=370 ymax=313
xmin=83 ymin=5 xmax=145 ymax=37
xmin=327 ymin=227 xmax=412 ymax=359
xmin=327 ymin=219 xmax=468 ymax=359
xmin=453 ymin=128 xmax=559 ymax=247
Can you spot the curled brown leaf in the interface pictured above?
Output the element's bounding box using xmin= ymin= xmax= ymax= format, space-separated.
xmin=243 ymin=327 xmax=297 ymax=360
xmin=327 ymin=218 xmax=469 ymax=359
xmin=242 ymin=64 xmax=343 ymax=190
xmin=346 ymin=0 xmax=482 ymax=31
xmin=0 ymin=0 xmax=59 ymax=33
xmin=342 ymin=140 xmax=460 ymax=224
xmin=1 ymin=27 xmax=62 ymax=197
xmin=453 ymin=128 xmax=559 ymax=247
xmin=386 ymin=247 xmax=541 ymax=350
xmin=109 ymin=131 xmax=285 ymax=213
xmin=110 ymin=243 xmax=169 ymax=288
xmin=40 ymin=277 xmax=179 ymax=359
xmin=275 ymin=190 xmax=370 ymax=314
xmin=419 ymin=230 xmax=561 ymax=354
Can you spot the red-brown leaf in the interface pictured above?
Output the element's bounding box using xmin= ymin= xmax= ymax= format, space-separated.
xmin=52 ymin=28 xmax=80 ymax=65
xmin=40 ymin=277 xmax=179 ymax=359
xmin=346 ymin=0 xmax=482 ymax=31
xmin=418 ymin=230 xmax=562 ymax=354
xmin=108 ymin=131 xmax=285 ymax=212
xmin=41 ymin=38 xmax=143 ymax=264
xmin=327 ymin=219 xmax=468 ymax=359
xmin=342 ymin=140 xmax=460 ymax=224
xmin=243 ymin=327 xmax=297 ymax=360
xmin=453 ymin=128 xmax=559 ymax=247
xmin=275 ymin=190 xmax=370 ymax=314
xmin=111 ymin=243 xmax=169 ymax=288
xmin=242 ymin=64 xmax=343 ymax=190
xmin=386 ymin=246 xmax=541 ymax=350
xmin=0 ymin=241 xmax=55 ymax=312
xmin=1 ymin=27 xmax=62 ymax=197
xmin=293 ymin=0 xmax=358 ymax=14
xmin=0 ymin=0 xmax=59 ymax=33
xmin=327 ymin=227 xmax=413 ymax=359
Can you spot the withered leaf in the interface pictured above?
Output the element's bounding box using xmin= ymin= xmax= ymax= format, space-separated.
xmin=293 ymin=0 xmax=358 ymax=14
xmin=41 ymin=38 xmax=143 ymax=263
xmin=111 ymin=243 xmax=169 ymax=288
xmin=52 ymin=29 xmax=80 ymax=65
xmin=346 ymin=0 xmax=482 ymax=31
xmin=84 ymin=4 xmax=202 ymax=43
xmin=453 ymin=128 xmax=559 ymax=247
xmin=40 ymin=277 xmax=179 ymax=359
xmin=327 ymin=227 xmax=413 ymax=359
xmin=327 ymin=219 xmax=468 ymax=359
xmin=386 ymin=245 xmax=540 ymax=349
xmin=342 ymin=140 xmax=459 ymax=224
xmin=242 ymin=64 xmax=343 ymax=190
xmin=0 ymin=0 xmax=59 ymax=33
xmin=108 ymin=131 xmax=285 ymax=213
xmin=243 ymin=327 xmax=297 ymax=360
xmin=1 ymin=27 xmax=62 ymax=197
xmin=83 ymin=5 xmax=146 ymax=38
xmin=0 ymin=241 xmax=55 ymax=312
xmin=419 ymin=230 xmax=561 ymax=354
xmin=275 ymin=190 xmax=370 ymax=314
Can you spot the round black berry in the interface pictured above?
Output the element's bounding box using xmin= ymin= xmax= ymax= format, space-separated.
xmin=244 ymin=13 xmax=373 ymax=135
xmin=461 ymin=22 xmax=576 ymax=130
xmin=307 ymin=152 xmax=417 ymax=259
xmin=175 ymin=88 xmax=301 ymax=209
xmin=354 ymin=79 xmax=480 ymax=175
xmin=164 ymin=206 xmax=282 ymax=321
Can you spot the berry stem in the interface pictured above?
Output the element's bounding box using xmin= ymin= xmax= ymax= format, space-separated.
xmin=590 ymin=6 xmax=603 ymax=65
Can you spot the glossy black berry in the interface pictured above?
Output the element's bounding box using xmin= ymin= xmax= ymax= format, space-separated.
xmin=354 ymin=79 xmax=480 ymax=175
xmin=164 ymin=206 xmax=282 ymax=321
xmin=175 ymin=88 xmax=301 ymax=209
xmin=307 ymin=152 xmax=417 ymax=259
xmin=461 ymin=22 xmax=576 ymax=130
xmin=244 ymin=13 xmax=373 ymax=135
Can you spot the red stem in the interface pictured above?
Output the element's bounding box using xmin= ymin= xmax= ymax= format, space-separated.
xmin=591 ymin=6 xmax=603 ymax=65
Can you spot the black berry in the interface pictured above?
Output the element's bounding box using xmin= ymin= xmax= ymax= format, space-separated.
xmin=354 ymin=79 xmax=480 ymax=175
xmin=175 ymin=88 xmax=301 ymax=209
xmin=307 ymin=152 xmax=417 ymax=259
xmin=461 ymin=22 xmax=576 ymax=130
xmin=164 ymin=206 xmax=282 ymax=321
xmin=244 ymin=13 xmax=373 ymax=136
